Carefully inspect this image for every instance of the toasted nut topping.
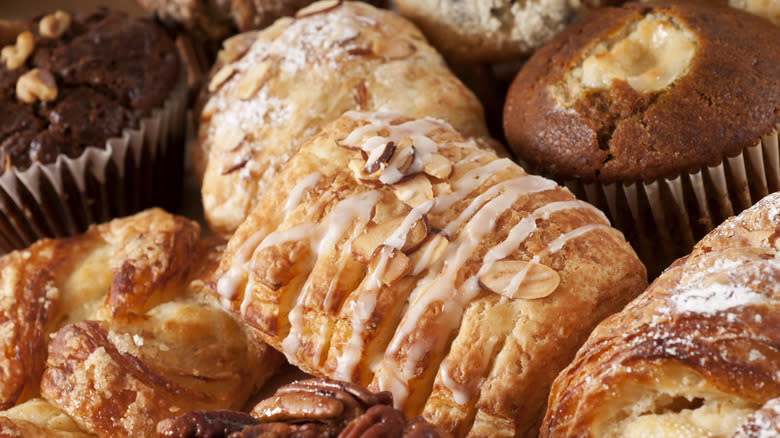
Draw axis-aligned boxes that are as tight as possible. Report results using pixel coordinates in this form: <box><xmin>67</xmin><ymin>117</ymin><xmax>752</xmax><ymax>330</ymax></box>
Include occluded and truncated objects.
<box><xmin>409</xmin><ymin>234</ymin><xmax>448</xmax><ymax>275</ymax></box>
<box><xmin>351</xmin><ymin>215</ymin><xmax>428</xmax><ymax>263</ymax></box>
<box><xmin>295</xmin><ymin>0</ymin><xmax>343</xmax><ymax>18</ymax></box>
<box><xmin>236</xmin><ymin>61</ymin><xmax>271</xmax><ymax>100</ymax></box>
<box><xmin>39</xmin><ymin>11</ymin><xmax>71</xmax><ymax>38</ymax></box>
<box><xmin>369</xmin><ymin>246</ymin><xmax>410</xmax><ymax>286</ymax></box>
<box><xmin>2</xmin><ymin>30</ymin><xmax>34</xmax><ymax>70</ymax></box>
<box><xmin>364</xmin><ymin>141</ymin><xmax>396</xmax><ymax>174</ymax></box>
<box><xmin>388</xmin><ymin>138</ymin><xmax>415</xmax><ymax>174</ymax></box>
<box><xmin>392</xmin><ymin>174</ymin><xmax>433</xmax><ymax>208</ymax></box>
<box><xmin>372</xmin><ymin>38</ymin><xmax>416</xmax><ymax>60</ymax></box>
<box><xmin>208</xmin><ymin>64</ymin><xmax>237</xmax><ymax>92</ymax></box>
<box><xmin>260</xmin><ymin>17</ymin><xmax>294</xmax><ymax>41</ymax></box>
<box><xmin>478</xmin><ymin>260</ymin><xmax>560</xmax><ymax>300</ymax></box>
<box><xmin>16</xmin><ymin>68</ymin><xmax>57</xmax><ymax>103</ymax></box>
<box><xmin>423</xmin><ymin>153</ymin><xmax>454</xmax><ymax>179</ymax></box>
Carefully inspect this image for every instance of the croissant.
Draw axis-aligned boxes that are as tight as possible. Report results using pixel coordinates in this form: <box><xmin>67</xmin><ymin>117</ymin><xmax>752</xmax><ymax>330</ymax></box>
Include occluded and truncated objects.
<box><xmin>0</xmin><ymin>209</ymin><xmax>284</xmax><ymax>437</ymax></box>
<box><xmin>541</xmin><ymin>192</ymin><xmax>780</xmax><ymax>437</ymax></box>
<box><xmin>194</xmin><ymin>0</ymin><xmax>493</xmax><ymax>235</ymax></box>
<box><xmin>215</xmin><ymin>111</ymin><xmax>647</xmax><ymax>437</ymax></box>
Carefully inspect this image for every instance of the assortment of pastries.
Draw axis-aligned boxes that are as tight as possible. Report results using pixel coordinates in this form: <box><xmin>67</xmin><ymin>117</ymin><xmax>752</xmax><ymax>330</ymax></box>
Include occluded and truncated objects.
<box><xmin>0</xmin><ymin>0</ymin><xmax>777</xmax><ymax>437</ymax></box>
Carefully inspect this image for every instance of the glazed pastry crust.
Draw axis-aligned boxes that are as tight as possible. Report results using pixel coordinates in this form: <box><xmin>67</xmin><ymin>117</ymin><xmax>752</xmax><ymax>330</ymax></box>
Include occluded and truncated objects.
<box><xmin>216</xmin><ymin>111</ymin><xmax>646</xmax><ymax>437</ymax></box>
<box><xmin>0</xmin><ymin>209</ymin><xmax>282</xmax><ymax>437</ymax></box>
<box><xmin>541</xmin><ymin>193</ymin><xmax>780</xmax><ymax>438</ymax></box>
<box><xmin>195</xmin><ymin>1</ymin><xmax>490</xmax><ymax>235</ymax></box>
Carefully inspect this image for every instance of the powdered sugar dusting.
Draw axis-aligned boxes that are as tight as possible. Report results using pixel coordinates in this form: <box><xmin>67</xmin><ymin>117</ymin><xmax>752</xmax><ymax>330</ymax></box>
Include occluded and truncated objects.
<box><xmin>670</xmin><ymin>253</ymin><xmax>778</xmax><ymax>316</ymax></box>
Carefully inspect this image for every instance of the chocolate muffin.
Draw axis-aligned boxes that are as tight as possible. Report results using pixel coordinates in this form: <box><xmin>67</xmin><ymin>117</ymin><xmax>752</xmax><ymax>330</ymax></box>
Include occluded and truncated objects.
<box><xmin>0</xmin><ymin>8</ymin><xmax>187</xmax><ymax>253</ymax></box>
<box><xmin>504</xmin><ymin>1</ymin><xmax>779</xmax><ymax>276</ymax></box>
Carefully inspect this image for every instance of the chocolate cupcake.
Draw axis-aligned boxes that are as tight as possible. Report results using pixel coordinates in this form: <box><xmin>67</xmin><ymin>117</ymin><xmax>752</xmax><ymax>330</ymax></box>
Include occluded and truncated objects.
<box><xmin>503</xmin><ymin>1</ymin><xmax>779</xmax><ymax>275</ymax></box>
<box><xmin>0</xmin><ymin>8</ymin><xmax>187</xmax><ymax>254</ymax></box>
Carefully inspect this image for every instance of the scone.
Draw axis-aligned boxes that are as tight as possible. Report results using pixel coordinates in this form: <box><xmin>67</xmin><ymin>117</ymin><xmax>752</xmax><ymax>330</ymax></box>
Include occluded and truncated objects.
<box><xmin>194</xmin><ymin>0</ymin><xmax>492</xmax><ymax>236</ymax></box>
<box><xmin>541</xmin><ymin>192</ymin><xmax>780</xmax><ymax>438</ymax></box>
<box><xmin>215</xmin><ymin>111</ymin><xmax>647</xmax><ymax>437</ymax></box>
<box><xmin>0</xmin><ymin>209</ymin><xmax>283</xmax><ymax>437</ymax></box>
<box><xmin>395</xmin><ymin>0</ymin><xmax>620</xmax><ymax>63</ymax></box>
<box><xmin>0</xmin><ymin>8</ymin><xmax>188</xmax><ymax>254</ymax></box>
<box><xmin>503</xmin><ymin>1</ymin><xmax>780</xmax><ymax>275</ymax></box>
<box><xmin>157</xmin><ymin>378</ymin><xmax>452</xmax><ymax>437</ymax></box>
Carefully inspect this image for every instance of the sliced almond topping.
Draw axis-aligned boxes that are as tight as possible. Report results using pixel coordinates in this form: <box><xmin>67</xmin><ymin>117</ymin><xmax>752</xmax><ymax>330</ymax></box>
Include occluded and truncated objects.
<box><xmin>351</xmin><ymin>215</ymin><xmax>428</xmax><ymax>263</ymax></box>
<box><xmin>259</xmin><ymin>17</ymin><xmax>293</xmax><ymax>41</ymax></box>
<box><xmin>389</xmin><ymin>137</ymin><xmax>415</xmax><ymax>174</ymax></box>
<box><xmin>423</xmin><ymin>153</ymin><xmax>454</xmax><ymax>180</ymax></box>
<box><xmin>236</xmin><ymin>61</ymin><xmax>271</xmax><ymax>100</ymax></box>
<box><xmin>478</xmin><ymin>260</ymin><xmax>560</xmax><ymax>300</ymax></box>
<box><xmin>295</xmin><ymin>0</ymin><xmax>343</xmax><ymax>18</ymax></box>
<box><xmin>392</xmin><ymin>174</ymin><xmax>433</xmax><ymax>208</ymax></box>
<box><xmin>220</xmin><ymin>31</ymin><xmax>259</xmax><ymax>63</ymax></box>
<box><xmin>208</xmin><ymin>64</ymin><xmax>237</xmax><ymax>92</ymax></box>
<box><xmin>433</xmin><ymin>182</ymin><xmax>453</xmax><ymax>197</ymax></box>
<box><xmin>369</xmin><ymin>246</ymin><xmax>410</xmax><ymax>286</ymax></box>
<box><xmin>39</xmin><ymin>11</ymin><xmax>71</xmax><ymax>38</ymax></box>
<box><xmin>216</xmin><ymin>128</ymin><xmax>246</xmax><ymax>152</ymax></box>
<box><xmin>2</xmin><ymin>30</ymin><xmax>34</xmax><ymax>70</ymax></box>
<box><xmin>364</xmin><ymin>141</ymin><xmax>396</xmax><ymax>175</ymax></box>
<box><xmin>409</xmin><ymin>233</ymin><xmax>449</xmax><ymax>275</ymax></box>
<box><xmin>372</xmin><ymin>38</ymin><xmax>416</xmax><ymax>60</ymax></box>
<box><xmin>353</xmin><ymin>80</ymin><xmax>368</xmax><ymax>110</ymax></box>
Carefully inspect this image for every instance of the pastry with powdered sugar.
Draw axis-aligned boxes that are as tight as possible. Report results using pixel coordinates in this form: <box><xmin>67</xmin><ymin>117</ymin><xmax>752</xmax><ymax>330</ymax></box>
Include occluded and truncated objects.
<box><xmin>541</xmin><ymin>192</ymin><xmax>780</xmax><ymax>438</ymax></box>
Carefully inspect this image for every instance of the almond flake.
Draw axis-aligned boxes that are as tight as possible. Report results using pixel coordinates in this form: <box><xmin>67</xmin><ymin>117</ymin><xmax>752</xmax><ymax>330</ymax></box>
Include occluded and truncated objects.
<box><xmin>295</xmin><ymin>0</ymin><xmax>343</xmax><ymax>18</ymax></box>
<box><xmin>409</xmin><ymin>234</ymin><xmax>448</xmax><ymax>275</ymax></box>
<box><xmin>236</xmin><ymin>61</ymin><xmax>271</xmax><ymax>100</ymax></box>
<box><xmin>392</xmin><ymin>174</ymin><xmax>433</xmax><ymax>208</ymax></box>
<box><xmin>372</xmin><ymin>38</ymin><xmax>416</xmax><ymax>60</ymax></box>
<box><xmin>351</xmin><ymin>215</ymin><xmax>427</xmax><ymax>263</ymax></box>
<box><xmin>423</xmin><ymin>153</ymin><xmax>454</xmax><ymax>179</ymax></box>
<box><xmin>208</xmin><ymin>64</ymin><xmax>237</xmax><ymax>92</ymax></box>
<box><xmin>478</xmin><ymin>260</ymin><xmax>560</xmax><ymax>300</ymax></box>
<box><xmin>369</xmin><ymin>246</ymin><xmax>410</xmax><ymax>286</ymax></box>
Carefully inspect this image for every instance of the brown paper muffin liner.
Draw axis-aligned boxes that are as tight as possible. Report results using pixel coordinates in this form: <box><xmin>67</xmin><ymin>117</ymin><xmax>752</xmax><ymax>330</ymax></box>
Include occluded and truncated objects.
<box><xmin>565</xmin><ymin>128</ymin><xmax>779</xmax><ymax>278</ymax></box>
<box><xmin>0</xmin><ymin>70</ymin><xmax>188</xmax><ymax>254</ymax></box>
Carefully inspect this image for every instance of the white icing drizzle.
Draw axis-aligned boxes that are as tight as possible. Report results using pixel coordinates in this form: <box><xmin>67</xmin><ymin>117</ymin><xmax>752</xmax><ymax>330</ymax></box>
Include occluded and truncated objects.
<box><xmin>340</xmin><ymin>112</ymin><xmax>454</xmax><ymax>184</ymax></box>
<box><xmin>375</xmin><ymin>178</ymin><xmax>538</xmax><ymax>407</ymax></box>
<box><xmin>217</xmin><ymin>229</ymin><xmax>268</xmax><ymax>300</ymax></box>
<box><xmin>283</xmin><ymin>171</ymin><xmax>322</xmax><ymax>216</ymax></box>
<box><xmin>281</xmin><ymin>190</ymin><xmax>381</xmax><ymax>360</ymax></box>
<box><xmin>504</xmin><ymin>224</ymin><xmax>612</xmax><ymax>296</ymax></box>
<box><xmin>335</xmin><ymin>199</ymin><xmax>436</xmax><ymax>380</ymax></box>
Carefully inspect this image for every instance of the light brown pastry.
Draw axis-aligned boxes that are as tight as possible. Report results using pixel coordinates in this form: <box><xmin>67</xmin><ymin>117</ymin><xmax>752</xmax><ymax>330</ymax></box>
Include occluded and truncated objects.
<box><xmin>541</xmin><ymin>192</ymin><xmax>780</xmax><ymax>438</ymax></box>
<box><xmin>214</xmin><ymin>111</ymin><xmax>647</xmax><ymax>437</ymax></box>
<box><xmin>0</xmin><ymin>209</ymin><xmax>283</xmax><ymax>437</ymax></box>
<box><xmin>194</xmin><ymin>0</ymin><xmax>492</xmax><ymax>236</ymax></box>
<box><xmin>0</xmin><ymin>399</ymin><xmax>91</xmax><ymax>438</ymax></box>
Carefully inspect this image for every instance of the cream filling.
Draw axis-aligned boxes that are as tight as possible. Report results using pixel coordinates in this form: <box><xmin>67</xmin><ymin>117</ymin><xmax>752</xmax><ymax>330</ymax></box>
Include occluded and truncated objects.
<box><xmin>552</xmin><ymin>13</ymin><xmax>697</xmax><ymax>106</ymax></box>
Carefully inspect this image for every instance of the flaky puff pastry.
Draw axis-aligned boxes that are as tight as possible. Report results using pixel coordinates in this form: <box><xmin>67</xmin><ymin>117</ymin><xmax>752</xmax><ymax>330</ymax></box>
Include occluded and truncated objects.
<box><xmin>194</xmin><ymin>0</ymin><xmax>493</xmax><ymax>236</ymax></box>
<box><xmin>0</xmin><ymin>209</ymin><xmax>283</xmax><ymax>437</ymax></box>
<box><xmin>215</xmin><ymin>111</ymin><xmax>647</xmax><ymax>437</ymax></box>
<box><xmin>541</xmin><ymin>192</ymin><xmax>780</xmax><ymax>438</ymax></box>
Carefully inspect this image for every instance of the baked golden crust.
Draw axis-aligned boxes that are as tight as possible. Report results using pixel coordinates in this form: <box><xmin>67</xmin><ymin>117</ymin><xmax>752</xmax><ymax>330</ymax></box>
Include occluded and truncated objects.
<box><xmin>0</xmin><ymin>399</ymin><xmax>91</xmax><ymax>438</ymax></box>
<box><xmin>195</xmin><ymin>0</ymin><xmax>491</xmax><ymax>235</ymax></box>
<box><xmin>503</xmin><ymin>1</ymin><xmax>780</xmax><ymax>183</ymax></box>
<box><xmin>541</xmin><ymin>193</ymin><xmax>780</xmax><ymax>438</ymax></box>
<box><xmin>216</xmin><ymin>111</ymin><xmax>647</xmax><ymax>437</ymax></box>
<box><xmin>0</xmin><ymin>209</ymin><xmax>283</xmax><ymax>437</ymax></box>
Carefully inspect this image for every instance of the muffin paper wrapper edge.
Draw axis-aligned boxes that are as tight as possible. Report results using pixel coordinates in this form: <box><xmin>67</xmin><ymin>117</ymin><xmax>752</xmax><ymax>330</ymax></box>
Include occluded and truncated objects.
<box><xmin>565</xmin><ymin>127</ymin><xmax>779</xmax><ymax>276</ymax></box>
<box><xmin>0</xmin><ymin>69</ymin><xmax>188</xmax><ymax>254</ymax></box>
